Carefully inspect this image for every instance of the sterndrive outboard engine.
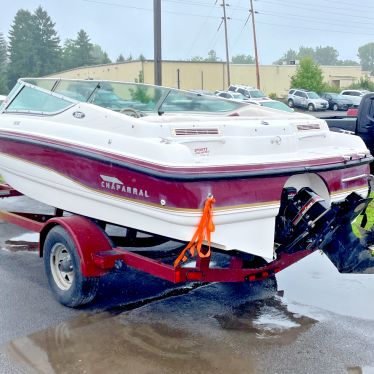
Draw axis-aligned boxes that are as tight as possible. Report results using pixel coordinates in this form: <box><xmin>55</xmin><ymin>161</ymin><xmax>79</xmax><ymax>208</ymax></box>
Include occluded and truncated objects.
<box><xmin>275</xmin><ymin>186</ymin><xmax>374</xmax><ymax>274</ymax></box>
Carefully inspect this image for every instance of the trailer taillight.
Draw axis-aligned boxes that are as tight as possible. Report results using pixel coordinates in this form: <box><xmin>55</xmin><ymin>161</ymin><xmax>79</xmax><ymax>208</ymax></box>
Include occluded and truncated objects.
<box><xmin>186</xmin><ymin>270</ymin><xmax>204</xmax><ymax>281</ymax></box>
<box><xmin>246</xmin><ymin>268</ymin><xmax>280</xmax><ymax>281</ymax></box>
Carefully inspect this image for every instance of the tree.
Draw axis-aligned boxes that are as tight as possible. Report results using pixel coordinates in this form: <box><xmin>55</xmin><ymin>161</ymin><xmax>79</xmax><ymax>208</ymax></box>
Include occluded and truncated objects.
<box><xmin>358</xmin><ymin>42</ymin><xmax>374</xmax><ymax>74</ymax></box>
<box><xmin>116</xmin><ymin>54</ymin><xmax>125</xmax><ymax>62</ymax></box>
<box><xmin>101</xmin><ymin>52</ymin><xmax>111</xmax><ymax>64</ymax></box>
<box><xmin>61</xmin><ymin>38</ymin><xmax>76</xmax><ymax>70</ymax></box>
<box><xmin>189</xmin><ymin>55</ymin><xmax>204</xmax><ymax>61</ymax></box>
<box><xmin>0</xmin><ymin>75</ymin><xmax>8</xmax><ymax>95</ymax></box>
<box><xmin>32</xmin><ymin>6</ymin><xmax>61</xmax><ymax>75</ymax></box>
<box><xmin>298</xmin><ymin>46</ymin><xmax>315</xmax><ymax>60</ymax></box>
<box><xmin>91</xmin><ymin>44</ymin><xmax>105</xmax><ymax>64</ymax></box>
<box><xmin>7</xmin><ymin>9</ymin><xmax>37</xmax><ymax>87</ymax></box>
<box><xmin>138</xmin><ymin>53</ymin><xmax>146</xmax><ymax>61</ymax></box>
<box><xmin>126</xmin><ymin>54</ymin><xmax>133</xmax><ymax>61</ymax></box>
<box><xmin>7</xmin><ymin>7</ymin><xmax>61</xmax><ymax>86</ymax></box>
<box><xmin>337</xmin><ymin>59</ymin><xmax>360</xmax><ymax>66</ymax></box>
<box><xmin>289</xmin><ymin>57</ymin><xmax>325</xmax><ymax>93</ymax></box>
<box><xmin>90</xmin><ymin>45</ymin><xmax>111</xmax><ymax>65</ymax></box>
<box><xmin>231</xmin><ymin>54</ymin><xmax>255</xmax><ymax>64</ymax></box>
<box><xmin>273</xmin><ymin>48</ymin><xmax>298</xmax><ymax>64</ymax></box>
<box><xmin>314</xmin><ymin>46</ymin><xmax>339</xmax><ymax>65</ymax></box>
<box><xmin>347</xmin><ymin>75</ymin><xmax>374</xmax><ymax>92</ymax></box>
<box><xmin>0</xmin><ymin>29</ymin><xmax>7</xmax><ymax>74</ymax></box>
<box><xmin>72</xmin><ymin>29</ymin><xmax>94</xmax><ymax>68</ymax></box>
<box><xmin>205</xmin><ymin>50</ymin><xmax>221</xmax><ymax>62</ymax></box>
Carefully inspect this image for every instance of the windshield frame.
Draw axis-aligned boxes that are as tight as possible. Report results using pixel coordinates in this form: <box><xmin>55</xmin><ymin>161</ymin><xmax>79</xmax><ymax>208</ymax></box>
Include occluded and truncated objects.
<box><xmin>14</xmin><ymin>78</ymin><xmax>246</xmax><ymax>115</ymax></box>
<box><xmin>1</xmin><ymin>80</ymin><xmax>79</xmax><ymax>115</ymax></box>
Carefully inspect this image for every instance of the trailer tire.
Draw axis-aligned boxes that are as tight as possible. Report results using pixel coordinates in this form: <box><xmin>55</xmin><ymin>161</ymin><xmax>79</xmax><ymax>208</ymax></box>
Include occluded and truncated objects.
<box><xmin>43</xmin><ymin>225</ymin><xmax>99</xmax><ymax>307</ymax></box>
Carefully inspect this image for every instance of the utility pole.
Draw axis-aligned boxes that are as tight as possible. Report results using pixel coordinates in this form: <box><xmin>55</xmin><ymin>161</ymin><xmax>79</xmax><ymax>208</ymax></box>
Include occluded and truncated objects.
<box><xmin>250</xmin><ymin>0</ymin><xmax>260</xmax><ymax>89</ymax></box>
<box><xmin>221</xmin><ymin>0</ymin><xmax>231</xmax><ymax>88</ymax></box>
<box><xmin>154</xmin><ymin>0</ymin><xmax>162</xmax><ymax>86</ymax></box>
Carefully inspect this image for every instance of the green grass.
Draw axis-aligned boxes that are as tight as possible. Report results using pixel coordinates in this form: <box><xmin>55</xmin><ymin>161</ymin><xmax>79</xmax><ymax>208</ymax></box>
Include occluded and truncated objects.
<box><xmin>0</xmin><ymin>174</ymin><xmax>4</xmax><ymax>183</ymax></box>
<box><xmin>352</xmin><ymin>193</ymin><xmax>374</xmax><ymax>237</ymax></box>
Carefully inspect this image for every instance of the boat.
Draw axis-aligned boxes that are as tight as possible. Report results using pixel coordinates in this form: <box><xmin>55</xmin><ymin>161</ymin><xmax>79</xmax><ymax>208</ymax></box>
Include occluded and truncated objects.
<box><xmin>0</xmin><ymin>78</ymin><xmax>373</xmax><ymax>265</ymax></box>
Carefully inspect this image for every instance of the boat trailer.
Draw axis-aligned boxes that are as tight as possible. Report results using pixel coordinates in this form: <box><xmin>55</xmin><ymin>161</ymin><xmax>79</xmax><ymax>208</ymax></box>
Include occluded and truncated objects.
<box><xmin>0</xmin><ymin>183</ymin><xmax>373</xmax><ymax>307</ymax></box>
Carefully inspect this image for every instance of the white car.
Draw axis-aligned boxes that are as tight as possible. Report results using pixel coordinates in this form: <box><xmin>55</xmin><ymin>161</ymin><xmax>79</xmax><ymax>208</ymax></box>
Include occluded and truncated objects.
<box><xmin>340</xmin><ymin>89</ymin><xmax>371</xmax><ymax>107</ymax></box>
<box><xmin>248</xmin><ymin>98</ymin><xmax>295</xmax><ymax>113</ymax></box>
<box><xmin>215</xmin><ymin>91</ymin><xmax>251</xmax><ymax>103</ymax></box>
<box><xmin>228</xmin><ymin>85</ymin><xmax>269</xmax><ymax>100</ymax></box>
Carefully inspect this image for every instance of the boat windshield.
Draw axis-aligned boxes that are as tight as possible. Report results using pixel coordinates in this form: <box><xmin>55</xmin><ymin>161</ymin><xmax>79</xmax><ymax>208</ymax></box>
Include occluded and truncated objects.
<box><xmin>18</xmin><ymin>78</ymin><xmax>245</xmax><ymax>114</ymax></box>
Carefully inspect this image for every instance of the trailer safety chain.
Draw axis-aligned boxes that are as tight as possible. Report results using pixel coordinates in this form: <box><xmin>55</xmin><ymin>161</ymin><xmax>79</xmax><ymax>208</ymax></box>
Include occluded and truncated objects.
<box><xmin>174</xmin><ymin>197</ymin><xmax>216</xmax><ymax>267</ymax></box>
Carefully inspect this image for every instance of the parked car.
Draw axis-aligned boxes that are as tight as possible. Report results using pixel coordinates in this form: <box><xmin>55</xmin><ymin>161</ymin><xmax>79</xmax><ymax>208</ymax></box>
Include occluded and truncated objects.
<box><xmin>215</xmin><ymin>91</ymin><xmax>251</xmax><ymax>103</ymax></box>
<box><xmin>256</xmin><ymin>99</ymin><xmax>295</xmax><ymax>113</ymax></box>
<box><xmin>340</xmin><ymin>89</ymin><xmax>371</xmax><ymax>107</ymax></box>
<box><xmin>320</xmin><ymin>93</ymin><xmax>374</xmax><ymax>172</ymax></box>
<box><xmin>286</xmin><ymin>89</ymin><xmax>328</xmax><ymax>111</ymax></box>
<box><xmin>188</xmin><ymin>89</ymin><xmax>215</xmax><ymax>96</ymax></box>
<box><xmin>228</xmin><ymin>85</ymin><xmax>268</xmax><ymax>100</ymax></box>
<box><xmin>92</xmin><ymin>89</ymin><xmax>150</xmax><ymax>111</ymax></box>
<box><xmin>320</xmin><ymin>92</ymin><xmax>354</xmax><ymax>111</ymax></box>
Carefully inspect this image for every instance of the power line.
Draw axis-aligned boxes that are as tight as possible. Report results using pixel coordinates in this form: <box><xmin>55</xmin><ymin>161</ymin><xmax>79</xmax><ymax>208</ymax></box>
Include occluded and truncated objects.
<box><xmin>185</xmin><ymin>1</ymin><xmax>218</xmax><ymax>59</ymax></box>
<box><xmin>324</xmin><ymin>0</ymin><xmax>374</xmax><ymax>9</ymax></box>
<box><xmin>259</xmin><ymin>10</ymin><xmax>374</xmax><ymax>30</ymax></box>
<box><xmin>255</xmin><ymin>19</ymin><xmax>374</xmax><ymax>36</ymax></box>
<box><xmin>258</xmin><ymin>8</ymin><xmax>374</xmax><ymax>28</ymax></box>
<box><xmin>82</xmin><ymin>0</ymin><xmax>224</xmax><ymax>19</ymax></box>
<box><xmin>260</xmin><ymin>0</ymin><xmax>372</xmax><ymax>14</ymax></box>
<box><xmin>160</xmin><ymin>0</ymin><xmax>374</xmax><ymax>27</ymax></box>
<box><xmin>259</xmin><ymin>0</ymin><xmax>374</xmax><ymax>20</ymax></box>
<box><xmin>82</xmin><ymin>0</ymin><xmax>374</xmax><ymax>36</ymax></box>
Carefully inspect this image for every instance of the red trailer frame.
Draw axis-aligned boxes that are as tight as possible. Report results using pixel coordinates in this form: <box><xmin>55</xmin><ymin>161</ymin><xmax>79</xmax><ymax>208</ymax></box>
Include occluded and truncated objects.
<box><xmin>0</xmin><ymin>183</ymin><xmax>314</xmax><ymax>285</ymax></box>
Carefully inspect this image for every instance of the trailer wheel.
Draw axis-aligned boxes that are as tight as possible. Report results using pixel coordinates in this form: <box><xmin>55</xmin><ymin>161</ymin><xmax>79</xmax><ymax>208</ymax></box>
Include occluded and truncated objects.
<box><xmin>43</xmin><ymin>225</ymin><xmax>99</xmax><ymax>307</ymax></box>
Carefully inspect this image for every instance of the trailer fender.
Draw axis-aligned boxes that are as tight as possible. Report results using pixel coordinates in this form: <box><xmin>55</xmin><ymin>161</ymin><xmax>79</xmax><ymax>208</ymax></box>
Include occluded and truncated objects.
<box><xmin>39</xmin><ymin>216</ymin><xmax>113</xmax><ymax>277</ymax></box>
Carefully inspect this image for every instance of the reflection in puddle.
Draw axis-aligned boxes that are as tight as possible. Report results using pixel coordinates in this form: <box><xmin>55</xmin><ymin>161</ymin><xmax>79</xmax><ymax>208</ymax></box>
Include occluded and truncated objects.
<box><xmin>215</xmin><ymin>297</ymin><xmax>316</xmax><ymax>341</ymax></box>
<box><xmin>3</xmin><ymin>232</ymin><xmax>39</xmax><ymax>253</ymax></box>
<box><xmin>0</xmin><ymin>294</ymin><xmax>317</xmax><ymax>374</ymax></box>
<box><xmin>1</xmin><ymin>313</ymin><xmax>256</xmax><ymax>374</ymax></box>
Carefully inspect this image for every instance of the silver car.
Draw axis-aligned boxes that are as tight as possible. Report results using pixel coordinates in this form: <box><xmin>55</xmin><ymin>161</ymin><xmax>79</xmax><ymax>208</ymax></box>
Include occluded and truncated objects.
<box><xmin>286</xmin><ymin>89</ymin><xmax>328</xmax><ymax>111</ymax></box>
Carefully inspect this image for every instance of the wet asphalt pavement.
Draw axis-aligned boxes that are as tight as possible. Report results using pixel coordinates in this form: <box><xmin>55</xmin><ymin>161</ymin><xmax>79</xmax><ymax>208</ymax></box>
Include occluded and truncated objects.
<box><xmin>0</xmin><ymin>197</ymin><xmax>374</xmax><ymax>373</ymax></box>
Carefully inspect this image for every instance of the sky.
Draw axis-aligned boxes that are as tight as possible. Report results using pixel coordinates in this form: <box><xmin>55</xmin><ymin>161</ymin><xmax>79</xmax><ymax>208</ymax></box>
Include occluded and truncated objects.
<box><xmin>1</xmin><ymin>0</ymin><xmax>374</xmax><ymax>65</ymax></box>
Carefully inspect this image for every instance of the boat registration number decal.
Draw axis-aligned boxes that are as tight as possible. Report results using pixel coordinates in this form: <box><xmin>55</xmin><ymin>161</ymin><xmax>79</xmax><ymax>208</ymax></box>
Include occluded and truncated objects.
<box><xmin>100</xmin><ymin>175</ymin><xmax>149</xmax><ymax>197</ymax></box>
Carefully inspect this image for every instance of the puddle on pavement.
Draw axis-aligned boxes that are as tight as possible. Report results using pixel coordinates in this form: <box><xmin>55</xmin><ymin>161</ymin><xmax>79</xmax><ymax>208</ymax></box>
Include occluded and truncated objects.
<box><xmin>2</xmin><ymin>232</ymin><xmax>39</xmax><ymax>253</ymax></box>
<box><xmin>0</xmin><ymin>295</ymin><xmax>316</xmax><ymax>374</ymax></box>
<box><xmin>276</xmin><ymin>251</ymin><xmax>374</xmax><ymax>321</ymax></box>
<box><xmin>215</xmin><ymin>297</ymin><xmax>316</xmax><ymax>342</ymax></box>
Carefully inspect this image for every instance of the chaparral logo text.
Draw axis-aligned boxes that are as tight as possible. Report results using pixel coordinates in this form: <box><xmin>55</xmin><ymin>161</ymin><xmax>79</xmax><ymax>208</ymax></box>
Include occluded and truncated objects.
<box><xmin>100</xmin><ymin>175</ymin><xmax>149</xmax><ymax>197</ymax></box>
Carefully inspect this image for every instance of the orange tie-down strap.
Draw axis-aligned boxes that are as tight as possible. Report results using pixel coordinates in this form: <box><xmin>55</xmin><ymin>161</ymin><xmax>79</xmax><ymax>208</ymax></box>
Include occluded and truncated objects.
<box><xmin>174</xmin><ymin>197</ymin><xmax>216</xmax><ymax>267</ymax></box>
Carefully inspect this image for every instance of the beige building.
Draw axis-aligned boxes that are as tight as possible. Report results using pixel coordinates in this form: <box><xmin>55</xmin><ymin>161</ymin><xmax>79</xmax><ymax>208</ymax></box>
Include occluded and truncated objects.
<box><xmin>46</xmin><ymin>60</ymin><xmax>371</xmax><ymax>96</ymax></box>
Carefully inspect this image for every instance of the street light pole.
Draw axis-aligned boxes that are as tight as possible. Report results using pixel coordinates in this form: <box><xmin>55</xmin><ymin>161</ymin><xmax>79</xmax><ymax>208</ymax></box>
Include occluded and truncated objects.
<box><xmin>221</xmin><ymin>0</ymin><xmax>231</xmax><ymax>88</ymax></box>
<box><xmin>250</xmin><ymin>0</ymin><xmax>260</xmax><ymax>89</ymax></box>
<box><xmin>154</xmin><ymin>0</ymin><xmax>162</xmax><ymax>86</ymax></box>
